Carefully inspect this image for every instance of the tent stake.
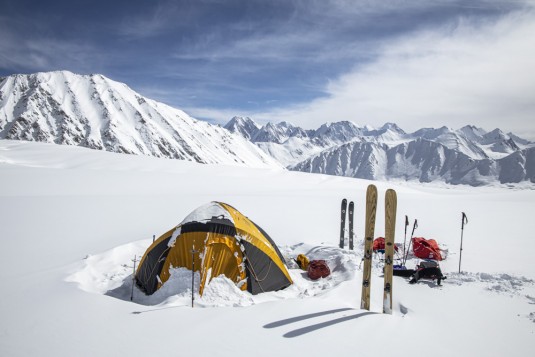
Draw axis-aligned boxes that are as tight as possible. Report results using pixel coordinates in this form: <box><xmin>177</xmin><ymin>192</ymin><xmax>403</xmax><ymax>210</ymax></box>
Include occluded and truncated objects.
<box><xmin>191</xmin><ymin>247</ymin><xmax>197</xmax><ymax>308</ymax></box>
<box><xmin>130</xmin><ymin>255</ymin><xmax>137</xmax><ymax>301</ymax></box>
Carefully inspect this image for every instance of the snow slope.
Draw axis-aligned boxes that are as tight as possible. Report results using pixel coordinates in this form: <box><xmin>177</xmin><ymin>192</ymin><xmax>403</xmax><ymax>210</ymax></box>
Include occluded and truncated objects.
<box><xmin>0</xmin><ymin>140</ymin><xmax>534</xmax><ymax>357</ymax></box>
<box><xmin>0</xmin><ymin>71</ymin><xmax>280</xmax><ymax>168</ymax></box>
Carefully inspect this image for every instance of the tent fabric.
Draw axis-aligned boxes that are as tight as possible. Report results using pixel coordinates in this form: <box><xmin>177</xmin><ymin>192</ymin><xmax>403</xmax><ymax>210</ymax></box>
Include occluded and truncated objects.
<box><xmin>412</xmin><ymin>237</ymin><xmax>443</xmax><ymax>261</ymax></box>
<box><xmin>135</xmin><ymin>202</ymin><xmax>293</xmax><ymax>296</ymax></box>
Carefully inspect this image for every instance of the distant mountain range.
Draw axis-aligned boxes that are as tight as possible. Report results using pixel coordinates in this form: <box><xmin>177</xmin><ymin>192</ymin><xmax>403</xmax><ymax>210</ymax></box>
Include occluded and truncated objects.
<box><xmin>1</xmin><ymin>71</ymin><xmax>533</xmax><ymax>186</ymax></box>
<box><xmin>225</xmin><ymin>117</ymin><xmax>535</xmax><ymax>186</ymax></box>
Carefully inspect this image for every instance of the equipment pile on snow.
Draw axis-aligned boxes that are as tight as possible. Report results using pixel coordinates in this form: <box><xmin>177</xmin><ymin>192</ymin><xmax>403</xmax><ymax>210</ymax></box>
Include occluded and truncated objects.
<box><xmin>412</xmin><ymin>237</ymin><xmax>443</xmax><ymax>260</ymax></box>
<box><xmin>373</xmin><ymin>237</ymin><xmax>399</xmax><ymax>253</ymax></box>
<box><xmin>409</xmin><ymin>260</ymin><xmax>446</xmax><ymax>285</ymax></box>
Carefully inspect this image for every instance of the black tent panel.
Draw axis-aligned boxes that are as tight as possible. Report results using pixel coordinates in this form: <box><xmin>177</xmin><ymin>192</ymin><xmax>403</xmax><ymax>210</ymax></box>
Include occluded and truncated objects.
<box><xmin>135</xmin><ymin>236</ymin><xmax>172</xmax><ymax>295</ymax></box>
<box><xmin>241</xmin><ymin>240</ymin><xmax>292</xmax><ymax>295</ymax></box>
<box><xmin>251</xmin><ymin>222</ymin><xmax>287</xmax><ymax>265</ymax></box>
<box><xmin>181</xmin><ymin>221</ymin><xmax>237</xmax><ymax>237</ymax></box>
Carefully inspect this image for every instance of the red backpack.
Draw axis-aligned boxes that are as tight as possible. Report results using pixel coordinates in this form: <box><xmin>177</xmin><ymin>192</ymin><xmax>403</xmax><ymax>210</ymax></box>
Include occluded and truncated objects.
<box><xmin>307</xmin><ymin>260</ymin><xmax>331</xmax><ymax>280</ymax></box>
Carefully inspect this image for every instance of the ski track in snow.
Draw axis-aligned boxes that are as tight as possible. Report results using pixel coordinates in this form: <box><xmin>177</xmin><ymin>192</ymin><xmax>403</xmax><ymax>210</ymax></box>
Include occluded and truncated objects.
<box><xmin>446</xmin><ymin>272</ymin><xmax>534</xmax><ymax>295</ymax></box>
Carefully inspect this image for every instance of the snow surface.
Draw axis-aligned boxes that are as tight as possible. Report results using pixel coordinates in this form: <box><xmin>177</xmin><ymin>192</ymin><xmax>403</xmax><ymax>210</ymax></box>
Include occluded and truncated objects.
<box><xmin>1</xmin><ymin>140</ymin><xmax>534</xmax><ymax>357</ymax></box>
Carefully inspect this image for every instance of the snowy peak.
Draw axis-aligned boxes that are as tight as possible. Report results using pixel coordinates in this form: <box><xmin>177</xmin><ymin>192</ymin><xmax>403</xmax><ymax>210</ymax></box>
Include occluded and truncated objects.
<box><xmin>412</xmin><ymin>126</ymin><xmax>452</xmax><ymax>140</ymax></box>
<box><xmin>482</xmin><ymin>128</ymin><xmax>509</xmax><ymax>143</ymax></box>
<box><xmin>0</xmin><ymin>71</ymin><xmax>281</xmax><ymax>168</ymax></box>
<box><xmin>312</xmin><ymin>121</ymin><xmax>363</xmax><ymax>142</ymax></box>
<box><xmin>251</xmin><ymin>121</ymin><xmax>308</xmax><ymax>144</ymax></box>
<box><xmin>508</xmin><ymin>132</ymin><xmax>533</xmax><ymax>146</ymax></box>
<box><xmin>223</xmin><ymin>116</ymin><xmax>260</xmax><ymax>141</ymax></box>
<box><xmin>252</xmin><ymin>122</ymin><xmax>286</xmax><ymax>143</ymax></box>
<box><xmin>459</xmin><ymin>125</ymin><xmax>487</xmax><ymax>141</ymax></box>
<box><xmin>409</xmin><ymin>127</ymin><xmax>488</xmax><ymax>160</ymax></box>
<box><xmin>480</xmin><ymin>128</ymin><xmax>520</xmax><ymax>155</ymax></box>
<box><xmin>380</xmin><ymin>122</ymin><xmax>405</xmax><ymax>134</ymax></box>
<box><xmin>363</xmin><ymin>122</ymin><xmax>406</xmax><ymax>143</ymax></box>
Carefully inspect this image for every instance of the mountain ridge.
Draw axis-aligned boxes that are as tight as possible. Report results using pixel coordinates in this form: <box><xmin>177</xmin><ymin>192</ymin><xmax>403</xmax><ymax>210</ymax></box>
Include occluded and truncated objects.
<box><xmin>1</xmin><ymin>71</ymin><xmax>534</xmax><ymax>186</ymax></box>
<box><xmin>0</xmin><ymin>71</ymin><xmax>281</xmax><ymax>168</ymax></box>
<box><xmin>225</xmin><ymin>116</ymin><xmax>535</xmax><ymax>186</ymax></box>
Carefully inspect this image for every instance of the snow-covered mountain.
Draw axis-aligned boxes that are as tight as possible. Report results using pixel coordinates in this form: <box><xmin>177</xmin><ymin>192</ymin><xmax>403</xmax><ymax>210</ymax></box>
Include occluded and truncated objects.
<box><xmin>411</xmin><ymin>126</ymin><xmax>489</xmax><ymax>160</ymax></box>
<box><xmin>0</xmin><ymin>71</ymin><xmax>281</xmax><ymax>168</ymax></box>
<box><xmin>290</xmin><ymin>136</ymin><xmax>535</xmax><ymax>186</ymax></box>
<box><xmin>1</xmin><ymin>71</ymin><xmax>532</xmax><ymax>186</ymax></box>
<box><xmin>226</xmin><ymin>119</ymin><xmax>368</xmax><ymax>166</ymax></box>
<box><xmin>223</xmin><ymin>116</ymin><xmax>260</xmax><ymax>141</ymax></box>
<box><xmin>364</xmin><ymin>122</ymin><xmax>405</xmax><ymax>143</ymax></box>
<box><xmin>251</xmin><ymin>121</ymin><xmax>311</xmax><ymax>143</ymax></box>
<box><xmin>313</xmin><ymin>121</ymin><xmax>364</xmax><ymax>143</ymax></box>
<box><xmin>225</xmin><ymin>117</ymin><xmax>534</xmax><ymax>186</ymax></box>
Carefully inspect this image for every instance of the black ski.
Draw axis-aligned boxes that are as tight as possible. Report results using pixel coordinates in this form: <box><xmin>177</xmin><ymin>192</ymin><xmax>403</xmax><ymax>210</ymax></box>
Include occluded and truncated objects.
<box><xmin>339</xmin><ymin>199</ymin><xmax>347</xmax><ymax>249</ymax></box>
<box><xmin>348</xmin><ymin>201</ymin><xmax>355</xmax><ymax>250</ymax></box>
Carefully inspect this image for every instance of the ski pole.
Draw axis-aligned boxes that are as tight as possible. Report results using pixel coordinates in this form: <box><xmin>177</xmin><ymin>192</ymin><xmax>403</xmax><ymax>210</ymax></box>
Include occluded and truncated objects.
<box><xmin>403</xmin><ymin>219</ymin><xmax>418</xmax><ymax>266</ymax></box>
<box><xmin>402</xmin><ymin>215</ymin><xmax>409</xmax><ymax>264</ymax></box>
<box><xmin>459</xmin><ymin>212</ymin><xmax>468</xmax><ymax>273</ymax></box>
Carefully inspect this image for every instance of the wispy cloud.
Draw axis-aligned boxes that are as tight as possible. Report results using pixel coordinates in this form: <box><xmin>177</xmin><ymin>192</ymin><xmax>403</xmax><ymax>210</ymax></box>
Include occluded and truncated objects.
<box><xmin>3</xmin><ymin>0</ymin><xmax>535</xmax><ymax>139</ymax></box>
<box><xmin>117</xmin><ymin>1</ymin><xmax>187</xmax><ymax>39</ymax></box>
<box><xmin>243</xmin><ymin>9</ymin><xmax>535</xmax><ymax>138</ymax></box>
<box><xmin>0</xmin><ymin>14</ymin><xmax>105</xmax><ymax>74</ymax></box>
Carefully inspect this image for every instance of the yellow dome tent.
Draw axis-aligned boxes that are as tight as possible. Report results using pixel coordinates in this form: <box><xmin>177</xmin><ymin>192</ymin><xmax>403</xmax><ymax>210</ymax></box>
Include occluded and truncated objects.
<box><xmin>135</xmin><ymin>202</ymin><xmax>293</xmax><ymax>296</ymax></box>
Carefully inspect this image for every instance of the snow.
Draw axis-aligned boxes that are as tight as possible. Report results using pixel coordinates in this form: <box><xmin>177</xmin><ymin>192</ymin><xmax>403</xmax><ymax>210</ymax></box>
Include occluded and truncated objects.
<box><xmin>180</xmin><ymin>201</ymin><xmax>234</xmax><ymax>225</ymax></box>
<box><xmin>1</xmin><ymin>139</ymin><xmax>534</xmax><ymax>356</ymax></box>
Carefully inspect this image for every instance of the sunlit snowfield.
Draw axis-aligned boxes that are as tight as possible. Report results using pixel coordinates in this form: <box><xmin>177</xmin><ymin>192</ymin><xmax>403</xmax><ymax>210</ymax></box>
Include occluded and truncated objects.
<box><xmin>1</xmin><ymin>140</ymin><xmax>534</xmax><ymax>357</ymax></box>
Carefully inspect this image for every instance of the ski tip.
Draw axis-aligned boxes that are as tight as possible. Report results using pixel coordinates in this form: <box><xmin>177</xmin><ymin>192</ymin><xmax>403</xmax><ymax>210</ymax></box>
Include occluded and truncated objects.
<box><xmin>386</xmin><ymin>188</ymin><xmax>397</xmax><ymax>198</ymax></box>
<box><xmin>367</xmin><ymin>184</ymin><xmax>377</xmax><ymax>192</ymax></box>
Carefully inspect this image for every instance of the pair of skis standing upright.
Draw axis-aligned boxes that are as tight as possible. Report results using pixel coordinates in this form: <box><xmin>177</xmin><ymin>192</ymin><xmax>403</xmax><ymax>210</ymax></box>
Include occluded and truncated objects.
<box><xmin>339</xmin><ymin>184</ymin><xmax>397</xmax><ymax>314</ymax></box>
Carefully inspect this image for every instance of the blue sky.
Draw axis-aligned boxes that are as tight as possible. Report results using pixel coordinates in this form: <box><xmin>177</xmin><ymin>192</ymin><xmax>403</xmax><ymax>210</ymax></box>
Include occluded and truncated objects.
<box><xmin>1</xmin><ymin>0</ymin><xmax>534</xmax><ymax>138</ymax></box>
